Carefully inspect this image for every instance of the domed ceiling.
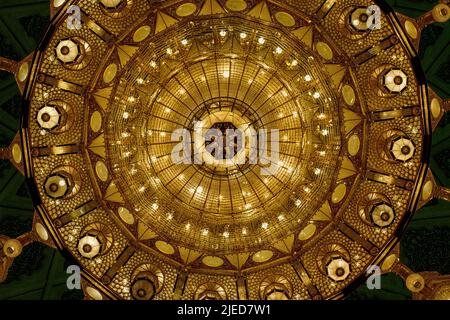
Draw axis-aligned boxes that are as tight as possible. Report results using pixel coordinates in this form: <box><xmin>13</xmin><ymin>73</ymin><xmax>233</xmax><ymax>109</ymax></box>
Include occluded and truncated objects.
<box><xmin>1</xmin><ymin>0</ymin><xmax>450</xmax><ymax>300</ymax></box>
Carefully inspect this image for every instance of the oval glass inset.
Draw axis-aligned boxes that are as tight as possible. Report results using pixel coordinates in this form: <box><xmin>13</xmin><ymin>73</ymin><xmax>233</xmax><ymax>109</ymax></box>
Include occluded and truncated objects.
<box><xmin>103</xmin><ymin>63</ymin><xmax>118</xmax><ymax>84</ymax></box>
<box><xmin>431</xmin><ymin>98</ymin><xmax>441</xmax><ymax>119</ymax></box>
<box><xmin>275</xmin><ymin>12</ymin><xmax>296</xmax><ymax>27</ymax></box>
<box><xmin>252</xmin><ymin>250</ymin><xmax>273</xmax><ymax>263</ymax></box>
<box><xmin>176</xmin><ymin>3</ymin><xmax>197</xmax><ymax>17</ymax></box>
<box><xmin>95</xmin><ymin>161</ymin><xmax>109</xmax><ymax>182</ymax></box>
<box><xmin>298</xmin><ymin>224</ymin><xmax>316</xmax><ymax>241</ymax></box>
<box><xmin>381</xmin><ymin>254</ymin><xmax>398</xmax><ymax>272</ymax></box>
<box><xmin>18</xmin><ymin>63</ymin><xmax>29</xmax><ymax>82</ymax></box>
<box><xmin>421</xmin><ymin>180</ymin><xmax>433</xmax><ymax>200</ymax></box>
<box><xmin>118</xmin><ymin>207</ymin><xmax>135</xmax><ymax>225</ymax></box>
<box><xmin>155</xmin><ymin>240</ymin><xmax>175</xmax><ymax>255</ymax></box>
<box><xmin>315</xmin><ymin>42</ymin><xmax>333</xmax><ymax>60</ymax></box>
<box><xmin>86</xmin><ymin>287</ymin><xmax>103</xmax><ymax>300</ymax></box>
<box><xmin>36</xmin><ymin>223</ymin><xmax>49</xmax><ymax>241</ymax></box>
<box><xmin>404</xmin><ymin>21</ymin><xmax>418</xmax><ymax>39</ymax></box>
<box><xmin>202</xmin><ymin>256</ymin><xmax>224</xmax><ymax>267</ymax></box>
<box><xmin>12</xmin><ymin>144</ymin><xmax>22</xmax><ymax>164</ymax></box>
<box><xmin>225</xmin><ymin>0</ymin><xmax>247</xmax><ymax>12</ymax></box>
<box><xmin>342</xmin><ymin>85</ymin><xmax>356</xmax><ymax>106</ymax></box>
<box><xmin>90</xmin><ymin>111</ymin><xmax>102</xmax><ymax>133</ymax></box>
<box><xmin>133</xmin><ymin>26</ymin><xmax>151</xmax><ymax>42</ymax></box>
<box><xmin>53</xmin><ymin>0</ymin><xmax>66</xmax><ymax>8</ymax></box>
<box><xmin>347</xmin><ymin>135</ymin><xmax>361</xmax><ymax>156</ymax></box>
<box><xmin>332</xmin><ymin>184</ymin><xmax>347</xmax><ymax>203</ymax></box>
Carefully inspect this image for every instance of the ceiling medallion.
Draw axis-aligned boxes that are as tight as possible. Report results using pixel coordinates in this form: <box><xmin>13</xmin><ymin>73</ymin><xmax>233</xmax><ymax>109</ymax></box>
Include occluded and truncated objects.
<box><xmin>1</xmin><ymin>0</ymin><xmax>450</xmax><ymax>300</ymax></box>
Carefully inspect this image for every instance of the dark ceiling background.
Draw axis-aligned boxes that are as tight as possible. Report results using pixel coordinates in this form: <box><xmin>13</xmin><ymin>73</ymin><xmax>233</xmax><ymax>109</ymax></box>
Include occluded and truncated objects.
<box><xmin>0</xmin><ymin>0</ymin><xmax>448</xmax><ymax>300</ymax></box>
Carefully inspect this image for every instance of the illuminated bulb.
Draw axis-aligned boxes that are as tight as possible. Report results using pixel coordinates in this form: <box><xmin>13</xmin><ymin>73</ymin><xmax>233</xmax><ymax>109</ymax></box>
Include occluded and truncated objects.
<box><xmin>314</xmin><ymin>168</ymin><xmax>321</xmax><ymax>175</ymax></box>
<box><xmin>275</xmin><ymin>47</ymin><xmax>283</xmax><ymax>54</ymax></box>
<box><xmin>123</xmin><ymin>112</ymin><xmax>129</xmax><ymax>119</ymax></box>
<box><xmin>258</xmin><ymin>37</ymin><xmax>265</xmax><ymax>45</ymax></box>
<box><xmin>261</xmin><ymin>222</ymin><xmax>269</xmax><ymax>229</ymax></box>
<box><xmin>244</xmin><ymin>203</ymin><xmax>252</xmax><ymax>210</ymax></box>
<box><xmin>166</xmin><ymin>48</ymin><xmax>173</xmax><ymax>55</ymax></box>
<box><xmin>160</xmin><ymin>132</ymin><xmax>166</xmax><ymax>137</ymax></box>
<box><xmin>202</xmin><ymin>229</ymin><xmax>209</xmax><ymax>236</ymax></box>
<box><xmin>304</xmin><ymin>75</ymin><xmax>312</xmax><ymax>82</ymax></box>
<box><xmin>139</xmin><ymin>186</ymin><xmax>145</xmax><ymax>192</ymax></box>
<box><xmin>181</xmin><ymin>39</ymin><xmax>188</xmax><ymax>46</ymax></box>
<box><xmin>223</xmin><ymin>70</ymin><xmax>230</xmax><ymax>78</ymax></box>
<box><xmin>319</xmin><ymin>150</ymin><xmax>326</xmax><ymax>156</ymax></box>
<box><xmin>313</xmin><ymin>92</ymin><xmax>321</xmax><ymax>99</ymax></box>
<box><xmin>321</xmin><ymin>129</ymin><xmax>329</xmax><ymax>136</ymax></box>
<box><xmin>281</xmin><ymin>90</ymin><xmax>288</xmax><ymax>97</ymax></box>
<box><xmin>293</xmin><ymin>111</ymin><xmax>298</xmax><ymax>118</ymax></box>
<box><xmin>219</xmin><ymin>30</ymin><xmax>227</xmax><ymax>37</ymax></box>
<box><xmin>197</xmin><ymin>186</ymin><xmax>204</xmax><ymax>193</ymax></box>
<box><xmin>137</xmin><ymin>78</ymin><xmax>144</xmax><ymax>84</ymax></box>
<box><xmin>152</xmin><ymin>203</ymin><xmax>159</xmax><ymax>210</ymax></box>
<box><xmin>240</xmin><ymin>32</ymin><xmax>247</xmax><ymax>39</ymax></box>
<box><xmin>167</xmin><ymin>213</ymin><xmax>173</xmax><ymax>220</ymax></box>
<box><xmin>185</xmin><ymin>223</ymin><xmax>191</xmax><ymax>230</ymax></box>
<box><xmin>295</xmin><ymin>199</ymin><xmax>301</xmax><ymax>207</ymax></box>
<box><xmin>318</xmin><ymin>113</ymin><xmax>326</xmax><ymax>119</ymax></box>
<box><xmin>278</xmin><ymin>214</ymin><xmax>285</xmax><ymax>221</ymax></box>
<box><xmin>242</xmin><ymin>228</ymin><xmax>248</xmax><ymax>235</ymax></box>
<box><xmin>291</xmin><ymin>59</ymin><xmax>298</xmax><ymax>66</ymax></box>
<box><xmin>223</xmin><ymin>231</ymin><xmax>229</xmax><ymax>238</ymax></box>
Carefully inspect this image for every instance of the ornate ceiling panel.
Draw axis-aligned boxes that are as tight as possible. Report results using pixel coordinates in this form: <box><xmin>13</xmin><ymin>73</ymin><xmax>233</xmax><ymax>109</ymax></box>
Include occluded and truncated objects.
<box><xmin>1</xmin><ymin>0</ymin><xmax>450</xmax><ymax>300</ymax></box>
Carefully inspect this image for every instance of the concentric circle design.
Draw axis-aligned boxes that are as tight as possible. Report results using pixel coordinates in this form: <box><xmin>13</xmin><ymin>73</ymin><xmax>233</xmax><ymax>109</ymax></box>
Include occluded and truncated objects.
<box><xmin>103</xmin><ymin>16</ymin><xmax>344</xmax><ymax>253</ymax></box>
<box><xmin>21</xmin><ymin>0</ymin><xmax>430</xmax><ymax>300</ymax></box>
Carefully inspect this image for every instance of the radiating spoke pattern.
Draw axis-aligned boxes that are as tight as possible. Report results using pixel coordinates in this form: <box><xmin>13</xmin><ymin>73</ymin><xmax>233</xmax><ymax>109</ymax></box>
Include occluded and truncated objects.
<box><xmin>106</xmin><ymin>18</ymin><xmax>341</xmax><ymax>252</ymax></box>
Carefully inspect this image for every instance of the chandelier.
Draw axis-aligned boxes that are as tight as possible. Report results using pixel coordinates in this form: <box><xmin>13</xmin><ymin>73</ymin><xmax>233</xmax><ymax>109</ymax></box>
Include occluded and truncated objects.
<box><xmin>1</xmin><ymin>0</ymin><xmax>450</xmax><ymax>300</ymax></box>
